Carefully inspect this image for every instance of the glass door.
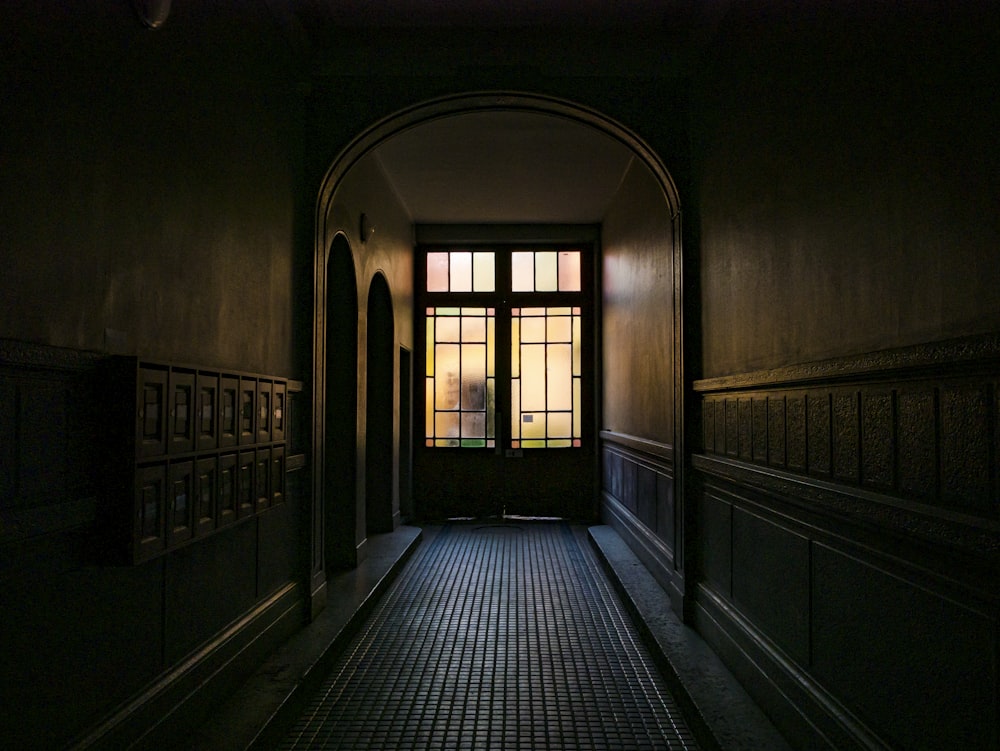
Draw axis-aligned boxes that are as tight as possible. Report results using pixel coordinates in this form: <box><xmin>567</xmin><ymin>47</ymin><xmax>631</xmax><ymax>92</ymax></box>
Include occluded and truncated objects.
<box><xmin>414</xmin><ymin>245</ymin><xmax>595</xmax><ymax>520</ymax></box>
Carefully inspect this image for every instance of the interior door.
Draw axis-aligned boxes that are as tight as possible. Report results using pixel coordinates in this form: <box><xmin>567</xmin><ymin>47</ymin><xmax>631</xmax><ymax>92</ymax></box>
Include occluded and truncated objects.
<box><xmin>414</xmin><ymin>244</ymin><xmax>596</xmax><ymax>521</ymax></box>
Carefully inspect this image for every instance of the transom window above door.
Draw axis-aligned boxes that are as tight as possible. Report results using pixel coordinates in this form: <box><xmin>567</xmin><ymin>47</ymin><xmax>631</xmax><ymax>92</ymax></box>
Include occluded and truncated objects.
<box><xmin>419</xmin><ymin>246</ymin><xmax>588</xmax><ymax>450</ymax></box>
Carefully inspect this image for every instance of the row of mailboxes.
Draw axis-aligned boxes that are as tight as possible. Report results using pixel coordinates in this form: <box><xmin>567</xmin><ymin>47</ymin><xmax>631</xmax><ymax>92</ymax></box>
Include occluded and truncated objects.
<box><xmin>133</xmin><ymin>448</ymin><xmax>285</xmax><ymax>562</ymax></box>
<box><xmin>103</xmin><ymin>357</ymin><xmax>293</xmax><ymax>564</ymax></box>
<box><xmin>136</xmin><ymin>364</ymin><xmax>286</xmax><ymax>459</ymax></box>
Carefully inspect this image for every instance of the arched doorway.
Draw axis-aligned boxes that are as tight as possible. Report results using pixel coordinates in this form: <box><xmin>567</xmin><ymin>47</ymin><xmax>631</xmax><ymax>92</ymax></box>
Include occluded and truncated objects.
<box><xmin>365</xmin><ymin>273</ymin><xmax>396</xmax><ymax>534</ymax></box>
<box><xmin>311</xmin><ymin>92</ymin><xmax>684</xmax><ymax>604</ymax></box>
<box><xmin>324</xmin><ymin>235</ymin><xmax>360</xmax><ymax>571</ymax></box>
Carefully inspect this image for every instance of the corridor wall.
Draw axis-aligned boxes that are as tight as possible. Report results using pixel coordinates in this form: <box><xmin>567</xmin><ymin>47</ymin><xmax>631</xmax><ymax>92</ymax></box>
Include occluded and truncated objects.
<box><xmin>0</xmin><ymin>4</ymin><xmax>310</xmax><ymax>748</ymax></box>
<box><xmin>688</xmin><ymin>4</ymin><xmax>1000</xmax><ymax>749</ymax></box>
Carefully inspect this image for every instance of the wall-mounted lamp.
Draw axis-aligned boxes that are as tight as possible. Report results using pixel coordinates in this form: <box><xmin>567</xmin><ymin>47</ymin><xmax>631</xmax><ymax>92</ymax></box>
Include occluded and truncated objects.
<box><xmin>133</xmin><ymin>0</ymin><xmax>171</xmax><ymax>29</ymax></box>
<box><xmin>360</xmin><ymin>213</ymin><xmax>375</xmax><ymax>243</ymax></box>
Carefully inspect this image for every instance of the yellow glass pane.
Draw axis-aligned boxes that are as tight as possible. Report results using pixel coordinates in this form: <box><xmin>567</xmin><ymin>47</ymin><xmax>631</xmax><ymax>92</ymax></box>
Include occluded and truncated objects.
<box><xmin>511</xmin><ymin>251</ymin><xmax>534</xmax><ymax>291</ymax></box>
<box><xmin>450</xmin><ymin>251</ymin><xmax>472</xmax><ymax>291</ymax></box>
<box><xmin>460</xmin><ymin>345</ymin><xmax>486</xmax><ymax>410</ymax></box>
<box><xmin>511</xmin><ymin>381</ymin><xmax>521</xmax><ymax>439</ymax></box>
<box><xmin>473</xmin><ymin>252</ymin><xmax>495</xmax><ymax>292</ymax></box>
<box><xmin>573</xmin><ymin>315</ymin><xmax>582</xmax><ymax>375</ymax></box>
<box><xmin>520</xmin><ymin>344</ymin><xmax>546</xmax><ymax>411</ymax></box>
<box><xmin>460</xmin><ymin>307</ymin><xmax>485</xmax><ymax>316</ymax></box>
<box><xmin>535</xmin><ymin>251</ymin><xmax>558</xmax><ymax>291</ymax></box>
<box><xmin>434</xmin><ymin>345</ymin><xmax>460</xmax><ymax>409</ymax></box>
<box><xmin>511</xmin><ymin>319</ymin><xmax>520</xmax><ymax>377</ymax></box>
<box><xmin>487</xmin><ymin>317</ymin><xmax>495</xmax><ymax>376</ymax></box>
<box><xmin>522</xmin><ymin>439</ymin><xmax>546</xmax><ymax>448</ymax></box>
<box><xmin>548</xmin><ymin>412</ymin><xmax>572</xmax><ymax>438</ymax></box>
<box><xmin>427</xmin><ymin>253</ymin><xmax>449</xmax><ymax>291</ymax></box>
<box><xmin>547</xmin><ymin>315</ymin><xmax>572</xmax><ymax>342</ymax></box>
<box><xmin>436</xmin><ymin>316</ymin><xmax>460</xmax><ymax>342</ymax></box>
<box><xmin>573</xmin><ymin>378</ymin><xmax>582</xmax><ymax>437</ymax></box>
<box><xmin>558</xmin><ymin>250</ymin><xmax>581</xmax><ymax>291</ymax></box>
<box><xmin>547</xmin><ymin>344</ymin><xmax>573</xmax><ymax>410</ymax></box>
<box><xmin>521</xmin><ymin>413</ymin><xmax>546</xmax><ymax>440</ymax></box>
<box><xmin>461</xmin><ymin>316</ymin><xmax>486</xmax><ymax>342</ymax></box>
<box><xmin>435</xmin><ymin>412</ymin><xmax>459</xmax><ymax>440</ymax></box>
<box><xmin>425</xmin><ymin>380</ymin><xmax>434</xmax><ymax>437</ymax></box>
<box><xmin>425</xmin><ymin>317</ymin><xmax>435</xmax><ymax>375</ymax></box>
<box><xmin>547</xmin><ymin>439</ymin><xmax>572</xmax><ymax>448</ymax></box>
<box><xmin>521</xmin><ymin>307</ymin><xmax>546</xmax><ymax>316</ymax></box>
<box><xmin>520</xmin><ymin>317</ymin><xmax>546</xmax><ymax>343</ymax></box>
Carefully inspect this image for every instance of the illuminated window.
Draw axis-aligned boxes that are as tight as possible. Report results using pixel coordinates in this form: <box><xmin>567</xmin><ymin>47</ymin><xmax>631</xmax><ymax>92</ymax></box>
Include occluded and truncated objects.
<box><xmin>511</xmin><ymin>250</ymin><xmax>581</xmax><ymax>292</ymax></box>
<box><xmin>425</xmin><ymin>307</ymin><xmax>496</xmax><ymax>447</ymax></box>
<box><xmin>426</xmin><ymin>250</ymin><xmax>496</xmax><ymax>292</ymax></box>
<box><xmin>511</xmin><ymin>307</ymin><xmax>582</xmax><ymax>448</ymax></box>
<box><xmin>420</xmin><ymin>246</ymin><xmax>586</xmax><ymax>450</ymax></box>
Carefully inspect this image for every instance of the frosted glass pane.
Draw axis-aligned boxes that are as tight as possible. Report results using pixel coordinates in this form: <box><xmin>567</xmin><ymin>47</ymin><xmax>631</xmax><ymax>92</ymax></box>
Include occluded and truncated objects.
<box><xmin>547</xmin><ymin>315</ymin><xmax>572</xmax><ymax>342</ymax></box>
<box><xmin>521</xmin><ymin>413</ymin><xmax>546</xmax><ymax>440</ymax></box>
<box><xmin>434</xmin><ymin>345</ymin><xmax>460</xmax><ymax>409</ymax></box>
<box><xmin>462</xmin><ymin>316</ymin><xmax>486</xmax><ymax>342</ymax></box>
<box><xmin>462</xmin><ymin>412</ymin><xmax>485</xmax><ymax>438</ymax></box>
<box><xmin>435</xmin><ymin>413</ymin><xmax>459</xmax><ymax>440</ymax></box>
<box><xmin>512</xmin><ymin>252</ymin><xmax>534</xmax><ymax>291</ymax></box>
<box><xmin>521</xmin><ymin>344</ymin><xmax>546</xmax><ymax>411</ymax></box>
<box><xmin>547</xmin><ymin>344</ymin><xmax>573</xmax><ymax>410</ymax></box>
<box><xmin>487</xmin><ymin>379</ymin><xmax>496</xmax><ymax>435</ymax></box>
<box><xmin>535</xmin><ymin>252</ymin><xmax>558</xmax><ymax>291</ymax></box>
<box><xmin>473</xmin><ymin>252</ymin><xmax>495</xmax><ymax>292</ymax></box>
<box><xmin>450</xmin><ymin>252</ymin><xmax>472</xmax><ymax>291</ymax></box>
<box><xmin>461</xmin><ymin>345</ymin><xmax>486</xmax><ymax>409</ymax></box>
<box><xmin>427</xmin><ymin>253</ymin><xmax>449</xmax><ymax>291</ymax></box>
<box><xmin>436</xmin><ymin>316</ymin><xmax>460</xmax><ymax>342</ymax></box>
<box><xmin>558</xmin><ymin>251</ymin><xmax>581</xmax><ymax>291</ymax></box>
<box><xmin>520</xmin><ymin>317</ymin><xmax>546</xmax><ymax>342</ymax></box>
<box><xmin>548</xmin><ymin>412</ymin><xmax>572</xmax><ymax>438</ymax></box>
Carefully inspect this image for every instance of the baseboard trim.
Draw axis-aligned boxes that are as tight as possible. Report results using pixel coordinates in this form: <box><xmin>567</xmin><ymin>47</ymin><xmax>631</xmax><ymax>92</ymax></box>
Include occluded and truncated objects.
<box><xmin>72</xmin><ymin>582</ymin><xmax>305</xmax><ymax>751</ymax></box>
<box><xmin>601</xmin><ymin>493</ymin><xmax>685</xmax><ymax>614</ymax></box>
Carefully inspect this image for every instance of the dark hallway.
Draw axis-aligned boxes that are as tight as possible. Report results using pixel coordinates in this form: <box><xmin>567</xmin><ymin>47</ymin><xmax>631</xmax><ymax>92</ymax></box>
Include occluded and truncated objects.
<box><xmin>2</xmin><ymin>3</ymin><xmax>999</xmax><ymax>750</ymax></box>
<box><xmin>279</xmin><ymin>523</ymin><xmax>699</xmax><ymax>750</ymax></box>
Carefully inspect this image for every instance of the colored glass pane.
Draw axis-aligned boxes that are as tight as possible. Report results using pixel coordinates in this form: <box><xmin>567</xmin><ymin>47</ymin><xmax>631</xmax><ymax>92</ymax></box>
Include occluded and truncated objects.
<box><xmin>450</xmin><ymin>251</ymin><xmax>472</xmax><ymax>291</ymax></box>
<box><xmin>511</xmin><ymin>252</ymin><xmax>534</xmax><ymax>291</ymax></box>
<box><xmin>558</xmin><ymin>251</ymin><xmax>581</xmax><ymax>291</ymax></box>
<box><xmin>547</xmin><ymin>344</ymin><xmax>573</xmax><ymax>410</ymax></box>
<box><xmin>473</xmin><ymin>252</ymin><xmax>495</xmax><ymax>292</ymax></box>
<box><xmin>427</xmin><ymin>252</ymin><xmax>449</xmax><ymax>291</ymax></box>
<box><xmin>535</xmin><ymin>251</ymin><xmax>558</xmax><ymax>291</ymax></box>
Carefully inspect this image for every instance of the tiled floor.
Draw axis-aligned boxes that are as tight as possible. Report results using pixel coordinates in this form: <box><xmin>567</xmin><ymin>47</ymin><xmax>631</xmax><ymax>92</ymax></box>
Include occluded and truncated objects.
<box><xmin>278</xmin><ymin>522</ymin><xmax>700</xmax><ymax>750</ymax></box>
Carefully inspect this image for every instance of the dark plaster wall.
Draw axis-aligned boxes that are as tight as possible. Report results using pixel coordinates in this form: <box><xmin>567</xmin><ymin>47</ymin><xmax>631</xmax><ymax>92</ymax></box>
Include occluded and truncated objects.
<box><xmin>0</xmin><ymin>4</ymin><xmax>307</xmax><ymax>748</ymax></box>
<box><xmin>1</xmin><ymin>1</ymin><xmax>304</xmax><ymax>375</ymax></box>
<box><xmin>692</xmin><ymin>2</ymin><xmax>1000</xmax><ymax>377</ymax></box>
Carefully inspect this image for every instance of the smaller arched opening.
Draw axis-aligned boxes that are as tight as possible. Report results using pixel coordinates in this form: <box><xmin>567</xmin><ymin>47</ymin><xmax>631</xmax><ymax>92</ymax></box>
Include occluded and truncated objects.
<box><xmin>324</xmin><ymin>234</ymin><xmax>360</xmax><ymax>571</ymax></box>
<box><xmin>365</xmin><ymin>272</ymin><xmax>396</xmax><ymax>535</ymax></box>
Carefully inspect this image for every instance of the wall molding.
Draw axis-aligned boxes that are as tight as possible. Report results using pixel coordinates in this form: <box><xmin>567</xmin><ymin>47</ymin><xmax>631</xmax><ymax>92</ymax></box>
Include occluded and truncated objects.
<box><xmin>694</xmin><ymin>332</ymin><xmax>1000</xmax><ymax>392</ymax></box>
<box><xmin>695</xmin><ymin>454</ymin><xmax>1000</xmax><ymax>564</ymax></box>
<box><xmin>600</xmin><ymin>430</ymin><xmax>674</xmax><ymax>462</ymax></box>
<box><xmin>692</xmin><ymin>584</ymin><xmax>888</xmax><ymax>751</ymax></box>
<box><xmin>72</xmin><ymin>581</ymin><xmax>304</xmax><ymax>751</ymax></box>
<box><xmin>0</xmin><ymin>338</ymin><xmax>104</xmax><ymax>372</ymax></box>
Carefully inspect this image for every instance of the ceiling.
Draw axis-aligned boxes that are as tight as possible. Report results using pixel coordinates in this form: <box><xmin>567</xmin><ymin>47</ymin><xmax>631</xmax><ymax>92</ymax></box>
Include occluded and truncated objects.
<box><xmin>371</xmin><ymin>111</ymin><xmax>636</xmax><ymax>224</ymax></box>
